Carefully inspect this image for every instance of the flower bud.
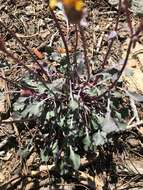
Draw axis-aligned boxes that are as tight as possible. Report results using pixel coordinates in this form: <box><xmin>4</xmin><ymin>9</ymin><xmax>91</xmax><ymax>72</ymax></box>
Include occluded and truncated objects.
<box><xmin>50</xmin><ymin>0</ymin><xmax>87</xmax><ymax>25</ymax></box>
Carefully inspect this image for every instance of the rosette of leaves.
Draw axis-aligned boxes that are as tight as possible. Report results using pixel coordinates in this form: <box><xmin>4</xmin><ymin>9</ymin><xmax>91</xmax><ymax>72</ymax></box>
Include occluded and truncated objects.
<box><xmin>12</xmin><ymin>73</ymin><xmax>128</xmax><ymax>174</ymax></box>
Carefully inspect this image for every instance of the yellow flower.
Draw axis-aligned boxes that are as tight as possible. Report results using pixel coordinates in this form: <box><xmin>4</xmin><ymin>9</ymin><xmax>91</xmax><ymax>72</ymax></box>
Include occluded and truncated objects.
<box><xmin>49</xmin><ymin>0</ymin><xmax>85</xmax><ymax>24</ymax></box>
<box><xmin>50</xmin><ymin>0</ymin><xmax>84</xmax><ymax>11</ymax></box>
<box><xmin>62</xmin><ymin>0</ymin><xmax>84</xmax><ymax>12</ymax></box>
<box><xmin>49</xmin><ymin>0</ymin><xmax>58</xmax><ymax>9</ymax></box>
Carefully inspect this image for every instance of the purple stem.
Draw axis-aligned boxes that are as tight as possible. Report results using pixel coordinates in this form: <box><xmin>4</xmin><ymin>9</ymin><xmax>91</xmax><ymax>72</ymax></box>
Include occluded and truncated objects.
<box><xmin>93</xmin><ymin>0</ymin><xmax>121</xmax><ymax>84</ymax></box>
<box><xmin>49</xmin><ymin>8</ymin><xmax>71</xmax><ymax>80</ymax></box>
<box><xmin>96</xmin><ymin>39</ymin><xmax>133</xmax><ymax>99</ymax></box>
<box><xmin>79</xmin><ymin>25</ymin><xmax>90</xmax><ymax>81</ymax></box>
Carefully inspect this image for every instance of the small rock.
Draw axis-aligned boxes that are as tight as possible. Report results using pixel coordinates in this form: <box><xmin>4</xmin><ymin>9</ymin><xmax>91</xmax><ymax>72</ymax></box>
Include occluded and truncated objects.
<box><xmin>25</xmin><ymin>182</ymin><xmax>34</xmax><ymax>190</ymax></box>
<box><xmin>127</xmin><ymin>138</ymin><xmax>140</xmax><ymax>147</ymax></box>
<box><xmin>39</xmin><ymin>165</ymin><xmax>48</xmax><ymax>172</ymax></box>
<box><xmin>31</xmin><ymin>170</ymin><xmax>39</xmax><ymax>176</ymax></box>
<box><xmin>0</xmin><ymin>173</ymin><xmax>5</xmax><ymax>183</ymax></box>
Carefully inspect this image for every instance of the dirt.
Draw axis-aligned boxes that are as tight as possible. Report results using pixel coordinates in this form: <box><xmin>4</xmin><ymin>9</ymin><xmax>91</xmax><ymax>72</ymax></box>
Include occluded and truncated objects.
<box><xmin>0</xmin><ymin>0</ymin><xmax>143</xmax><ymax>189</ymax></box>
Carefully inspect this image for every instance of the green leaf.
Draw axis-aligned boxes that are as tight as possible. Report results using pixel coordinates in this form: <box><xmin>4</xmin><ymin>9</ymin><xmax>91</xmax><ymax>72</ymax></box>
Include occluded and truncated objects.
<box><xmin>69</xmin><ymin>146</ymin><xmax>80</xmax><ymax>170</ymax></box>
<box><xmin>52</xmin><ymin>140</ymin><xmax>59</xmax><ymax>158</ymax></box>
<box><xmin>48</xmin><ymin>78</ymin><xmax>65</xmax><ymax>93</ymax></box>
<box><xmin>112</xmin><ymin>91</ymin><xmax>123</xmax><ymax>98</ymax></box>
<box><xmin>91</xmin><ymin>119</ymin><xmax>99</xmax><ymax>130</ymax></box>
<box><xmin>21</xmin><ymin>101</ymin><xmax>45</xmax><ymax>118</ymax></box>
<box><xmin>93</xmin><ymin>131</ymin><xmax>106</xmax><ymax>146</ymax></box>
<box><xmin>46</xmin><ymin>111</ymin><xmax>55</xmax><ymax>120</ymax></box>
<box><xmin>19</xmin><ymin>148</ymin><xmax>31</xmax><ymax>160</ymax></box>
<box><xmin>84</xmin><ymin>88</ymin><xmax>98</xmax><ymax>97</ymax></box>
<box><xmin>91</xmin><ymin>113</ymin><xmax>101</xmax><ymax>130</ymax></box>
<box><xmin>19</xmin><ymin>140</ymin><xmax>33</xmax><ymax>160</ymax></box>
<box><xmin>22</xmin><ymin>77</ymin><xmax>48</xmax><ymax>94</ymax></box>
<box><xmin>58</xmin><ymin>116</ymin><xmax>66</xmax><ymax>127</ymax></box>
<box><xmin>13</xmin><ymin>97</ymin><xmax>28</xmax><ymax>112</ymax></box>
<box><xmin>40</xmin><ymin>148</ymin><xmax>49</xmax><ymax>163</ymax></box>
<box><xmin>118</xmin><ymin>122</ymin><xmax>127</xmax><ymax>130</ymax></box>
<box><xmin>82</xmin><ymin>129</ymin><xmax>91</xmax><ymax>151</ymax></box>
<box><xmin>102</xmin><ymin>113</ymin><xmax>119</xmax><ymax>134</ymax></box>
<box><xmin>58</xmin><ymin>160</ymin><xmax>69</xmax><ymax>175</ymax></box>
<box><xmin>69</xmin><ymin>99</ymin><xmax>79</xmax><ymax>111</ymax></box>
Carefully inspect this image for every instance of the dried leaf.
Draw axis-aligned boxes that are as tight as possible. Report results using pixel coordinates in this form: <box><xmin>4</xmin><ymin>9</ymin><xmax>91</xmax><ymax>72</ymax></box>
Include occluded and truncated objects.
<box><xmin>32</xmin><ymin>48</ymin><xmax>43</xmax><ymax>59</ymax></box>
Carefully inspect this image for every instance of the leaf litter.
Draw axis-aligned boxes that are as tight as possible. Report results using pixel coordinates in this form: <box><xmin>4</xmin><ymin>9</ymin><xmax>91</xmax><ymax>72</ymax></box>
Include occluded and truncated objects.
<box><xmin>0</xmin><ymin>0</ymin><xmax>143</xmax><ymax>189</ymax></box>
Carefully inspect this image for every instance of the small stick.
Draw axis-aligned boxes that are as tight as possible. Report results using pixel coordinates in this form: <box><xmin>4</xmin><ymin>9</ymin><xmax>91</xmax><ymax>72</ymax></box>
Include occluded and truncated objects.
<box><xmin>127</xmin><ymin>120</ymin><xmax>143</xmax><ymax>129</ymax></box>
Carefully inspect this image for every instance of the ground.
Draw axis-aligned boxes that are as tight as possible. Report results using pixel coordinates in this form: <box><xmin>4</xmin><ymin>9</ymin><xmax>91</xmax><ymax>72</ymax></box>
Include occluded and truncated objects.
<box><xmin>0</xmin><ymin>0</ymin><xmax>143</xmax><ymax>189</ymax></box>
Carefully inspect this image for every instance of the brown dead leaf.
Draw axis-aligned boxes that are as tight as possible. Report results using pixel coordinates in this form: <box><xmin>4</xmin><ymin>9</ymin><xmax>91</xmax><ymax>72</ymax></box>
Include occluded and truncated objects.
<box><xmin>126</xmin><ymin>159</ymin><xmax>143</xmax><ymax>174</ymax></box>
<box><xmin>26</xmin><ymin>152</ymin><xmax>37</xmax><ymax>167</ymax></box>
<box><xmin>122</xmin><ymin>58</ymin><xmax>143</xmax><ymax>93</ymax></box>
<box><xmin>138</xmin><ymin>127</ymin><xmax>143</xmax><ymax>135</ymax></box>
<box><xmin>57</xmin><ymin>46</ymin><xmax>73</xmax><ymax>54</ymax></box>
<box><xmin>0</xmin><ymin>76</ymin><xmax>7</xmax><ymax>113</ymax></box>
<box><xmin>0</xmin><ymin>173</ymin><xmax>5</xmax><ymax>183</ymax></box>
<box><xmin>0</xmin><ymin>99</ymin><xmax>6</xmax><ymax>113</ymax></box>
<box><xmin>25</xmin><ymin>182</ymin><xmax>34</xmax><ymax>190</ymax></box>
<box><xmin>32</xmin><ymin>48</ymin><xmax>43</xmax><ymax>59</ymax></box>
<box><xmin>0</xmin><ymin>69</ymin><xmax>11</xmax><ymax>114</ymax></box>
<box><xmin>0</xmin><ymin>152</ymin><xmax>12</xmax><ymax>161</ymax></box>
<box><xmin>132</xmin><ymin>43</ymin><xmax>143</xmax><ymax>68</ymax></box>
<box><xmin>79</xmin><ymin>171</ymin><xmax>104</xmax><ymax>190</ymax></box>
<box><xmin>39</xmin><ymin>165</ymin><xmax>48</xmax><ymax>172</ymax></box>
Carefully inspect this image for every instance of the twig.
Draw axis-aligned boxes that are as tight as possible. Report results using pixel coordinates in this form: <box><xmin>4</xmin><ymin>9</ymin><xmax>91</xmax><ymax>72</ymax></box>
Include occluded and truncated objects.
<box><xmin>49</xmin><ymin>30</ymin><xmax>58</xmax><ymax>47</ymax></box>
<box><xmin>0</xmin><ymin>118</ymin><xmax>35</xmax><ymax>124</ymax></box>
<box><xmin>127</xmin><ymin>116</ymin><xmax>136</xmax><ymax>126</ymax></box>
<box><xmin>0</xmin><ymin>75</ymin><xmax>21</xmax><ymax>88</ymax></box>
<box><xmin>127</xmin><ymin>120</ymin><xmax>143</xmax><ymax>129</ymax></box>
<box><xmin>98</xmin><ymin>11</ymin><xmax>118</xmax><ymax>15</ymax></box>
<box><xmin>0</xmin><ymin>175</ymin><xmax>21</xmax><ymax>189</ymax></box>
<box><xmin>16</xmin><ymin>29</ymin><xmax>50</xmax><ymax>38</ymax></box>
<box><xmin>130</xmin><ymin>98</ymin><xmax>140</xmax><ymax>122</ymax></box>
